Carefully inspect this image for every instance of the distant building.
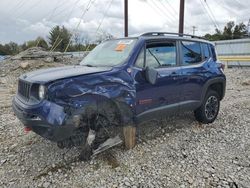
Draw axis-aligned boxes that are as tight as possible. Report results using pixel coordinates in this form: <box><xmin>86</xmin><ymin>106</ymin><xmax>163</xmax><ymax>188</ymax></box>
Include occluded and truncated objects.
<box><xmin>214</xmin><ymin>38</ymin><xmax>250</xmax><ymax>67</ymax></box>
<box><xmin>214</xmin><ymin>38</ymin><xmax>250</xmax><ymax>56</ymax></box>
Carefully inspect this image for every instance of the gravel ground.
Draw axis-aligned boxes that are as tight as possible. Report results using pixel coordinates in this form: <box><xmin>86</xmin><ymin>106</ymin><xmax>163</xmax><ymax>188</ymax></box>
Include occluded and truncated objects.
<box><xmin>0</xmin><ymin>68</ymin><xmax>250</xmax><ymax>188</ymax></box>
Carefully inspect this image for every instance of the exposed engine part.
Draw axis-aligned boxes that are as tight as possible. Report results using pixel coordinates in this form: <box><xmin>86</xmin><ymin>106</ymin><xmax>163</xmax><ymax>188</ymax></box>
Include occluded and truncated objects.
<box><xmin>57</xmin><ymin>128</ymin><xmax>88</xmax><ymax>149</ymax></box>
<box><xmin>79</xmin><ymin>129</ymin><xmax>96</xmax><ymax>161</ymax></box>
<box><xmin>72</xmin><ymin>114</ymin><xmax>81</xmax><ymax>127</ymax></box>
<box><xmin>87</xmin><ymin>129</ymin><xmax>96</xmax><ymax>145</ymax></box>
<box><xmin>57</xmin><ymin>135</ymin><xmax>85</xmax><ymax>149</ymax></box>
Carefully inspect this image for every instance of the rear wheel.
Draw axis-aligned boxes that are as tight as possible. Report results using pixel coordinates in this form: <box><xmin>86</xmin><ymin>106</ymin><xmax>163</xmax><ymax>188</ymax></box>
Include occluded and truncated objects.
<box><xmin>194</xmin><ymin>90</ymin><xmax>220</xmax><ymax>124</ymax></box>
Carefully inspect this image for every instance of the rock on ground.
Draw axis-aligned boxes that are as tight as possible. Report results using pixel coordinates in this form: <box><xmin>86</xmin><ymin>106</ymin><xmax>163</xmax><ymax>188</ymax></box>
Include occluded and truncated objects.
<box><xmin>0</xmin><ymin>67</ymin><xmax>250</xmax><ymax>188</ymax></box>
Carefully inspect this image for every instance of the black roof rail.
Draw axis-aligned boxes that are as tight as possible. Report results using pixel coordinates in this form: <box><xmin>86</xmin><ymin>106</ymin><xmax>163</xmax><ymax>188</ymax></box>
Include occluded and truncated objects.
<box><xmin>141</xmin><ymin>32</ymin><xmax>205</xmax><ymax>40</ymax></box>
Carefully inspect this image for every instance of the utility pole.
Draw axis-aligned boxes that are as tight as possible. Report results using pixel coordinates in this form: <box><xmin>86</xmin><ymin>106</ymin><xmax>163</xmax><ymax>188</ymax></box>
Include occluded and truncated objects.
<box><xmin>124</xmin><ymin>0</ymin><xmax>128</xmax><ymax>37</ymax></box>
<box><xmin>178</xmin><ymin>0</ymin><xmax>185</xmax><ymax>34</ymax></box>
<box><xmin>192</xmin><ymin>26</ymin><xmax>197</xmax><ymax>35</ymax></box>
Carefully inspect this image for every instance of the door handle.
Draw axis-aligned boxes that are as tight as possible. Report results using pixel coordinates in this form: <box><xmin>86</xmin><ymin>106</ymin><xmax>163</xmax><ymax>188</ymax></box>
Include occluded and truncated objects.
<box><xmin>171</xmin><ymin>72</ymin><xmax>178</xmax><ymax>80</ymax></box>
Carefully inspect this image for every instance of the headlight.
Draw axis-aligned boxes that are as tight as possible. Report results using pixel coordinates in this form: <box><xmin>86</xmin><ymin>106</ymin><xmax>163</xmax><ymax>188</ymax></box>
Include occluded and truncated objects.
<box><xmin>38</xmin><ymin>85</ymin><xmax>46</xmax><ymax>100</ymax></box>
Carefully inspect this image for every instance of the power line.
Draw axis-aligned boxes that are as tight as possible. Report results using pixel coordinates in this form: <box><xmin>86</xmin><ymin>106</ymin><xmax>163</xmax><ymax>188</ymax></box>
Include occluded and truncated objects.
<box><xmin>164</xmin><ymin>0</ymin><xmax>193</xmax><ymax>30</ymax></box>
<box><xmin>199</xmin><ymin>0</ymin><xmax>219</xmax><ymax>30</ymax></box>
<box><xmin>36</xmin><ymin>0</ymin><xmax>70</xmax><ymax>47</ymax></box>
<box><xmin>49</xmin><ymin>0</ymin><xmax>95</xmax><ymax>52</ymax></box>
<box><xmin>232</xmin><ymin>0</ymin><xmax>244</xmax><ymax>7</ymax></box>
<box><xmin>155</xmin><ymin>0</ymin><xmax>178</xmax><ymax>23</ymax></box>
<box><xmin>52</xmin><ymin>0</ymin><xmax>82</xmax><ymax>20</ymax></box>
<box><xmin>85</xmin><ymin>0</ymin><xmax>115</xmax><ymax>51</ymax></box>
<box><xmin>64</xmin><ymin>0</ymin><xmax>96</xmax><ymax>52</ymax></box>
<box><xmin>203</xmin><ymin>0</ymin><xmax>220</xmax><ymax>30</ymax></box>
<box><xmin>12</xmin><ymin>0</ymin><xmax>68</xmax><ymax>20</ymax></box>
<box><xmin>14</xmin><ymin>0</ymin><xmax>43</xmax><ymax>18</ymax></box>
<box><xmin>47</xmin><ymin>0</ymin><xmax>68</xmax><ymax>20</ymax></box>
<box><xmin>145</xmin><ymin>1</ymin><xmax>173</xmax><ymax>26</ymax></box>
<box><xmin>165</xmin><ymin>0</ymin><xmax>178</xmax><ymax>14</ymax></box>
<box><xmin>6</xmin><ymin>0</ymin><xmax>25</xmax><ymax>13</ymax></box>
<box><xmin>146</xmin><ymin>0</ymin><xmax>191</xmax><ymax>33</ymax></box>
<box><xmin>214</xmin><ymin>0</ymin><xmax>239</xmax><ymax>16</ymax></box>
<box><xmin>151</xmin><ymin>0</ymin><xmax>176</xmax><ymax>23</ymax></box>
<box><xmin>49</xmin><ymin>0</ymin><xmax>86</xmax><ymax>50</ymax></box>
<box><xmin>11</xmin><ymin>0</ymin><xmax>31</xmax><ymax>14</ymax></box>
<box><xmin>3</xmin><ymin>0</ymin><xmax>32</xmax><ymax>21</ymax></box>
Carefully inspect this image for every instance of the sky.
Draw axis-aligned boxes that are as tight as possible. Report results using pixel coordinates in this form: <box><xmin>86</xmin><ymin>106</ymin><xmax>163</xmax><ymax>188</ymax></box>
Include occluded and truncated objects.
<box><xmin>0</xmin><ymin>0</ymin><xmax>249</xmax><ymax>44</ymax></box>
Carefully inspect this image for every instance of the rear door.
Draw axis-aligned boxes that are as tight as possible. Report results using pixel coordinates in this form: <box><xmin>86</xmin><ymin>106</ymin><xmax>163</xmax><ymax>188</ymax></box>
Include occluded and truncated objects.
<box><xmin>134</xmin><ymin>40</ymin><xmax>182</xmax><ymax>116</ymax></box>
<box><xmin>179</xmin><ymin>40</ymin><xmax>210</xmax><ymax>109</ymax></box>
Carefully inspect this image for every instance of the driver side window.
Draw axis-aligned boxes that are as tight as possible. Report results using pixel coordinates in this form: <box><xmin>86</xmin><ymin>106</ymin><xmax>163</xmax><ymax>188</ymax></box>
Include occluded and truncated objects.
<box><xmin>146</xmin><ymin>42</ymin><xmax>177</xmax><ymax>68</ymax></box>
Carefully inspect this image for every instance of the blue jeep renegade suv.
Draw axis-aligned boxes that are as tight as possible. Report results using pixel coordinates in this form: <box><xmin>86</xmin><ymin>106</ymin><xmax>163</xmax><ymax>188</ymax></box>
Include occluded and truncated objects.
<box><xmin>12</xmin><ymin>32</ymin><xmax>226</xmax><ymax>155</ymax></box>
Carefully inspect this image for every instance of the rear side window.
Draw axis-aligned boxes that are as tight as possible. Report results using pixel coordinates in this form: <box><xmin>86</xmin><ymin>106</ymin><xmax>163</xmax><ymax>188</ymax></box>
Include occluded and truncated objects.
<box><xmin>210</xmin><ymin>44</ymin><xmax>217</xmax><ymax>61</ymax></box>
<box><xmin>181</xmin><ymin>41</ymin><xmax>202</xmax><ymax>65</ymax></box>
<box><xmin>145</xmin><ymin>42</ymin><xmax>177</xmax><ymax>68</ymax></box>
<box><xmin>202</xmin><ymin>43</ymin><xmax>211</xmax><ymax>59</ymax></box>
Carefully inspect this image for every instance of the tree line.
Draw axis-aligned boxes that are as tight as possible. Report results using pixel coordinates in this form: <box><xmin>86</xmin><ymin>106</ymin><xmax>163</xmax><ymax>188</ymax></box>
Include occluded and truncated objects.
<box><xmin>0</xmin><ymin>25</ymin><xmax>113</xmax><ymax>55</ymax></box>
<box><xmin>204</xmin><ymin>21</ymin><xmax>248</xmax><ymax>41</ymax></box>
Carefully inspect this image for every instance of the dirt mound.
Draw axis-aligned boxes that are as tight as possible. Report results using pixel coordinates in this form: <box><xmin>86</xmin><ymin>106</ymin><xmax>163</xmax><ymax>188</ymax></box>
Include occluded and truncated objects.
<box><xmin>0</xmin><ymin>47</ymin><xmax>84</xmax><ymax>78</ymax></box>
<box><xmin>0</xmin><ymin>47</ymin><xmax>84</xmax><ymax>109</ymax></box>
<box><xmin>10</xmin><ymin>47</ymin><xmax>83</xmax><ymax>65</ymax></box>
<box><xmin>11</xmin><ymin>47</ymin><xmax>61</xmax><ymax>61</ymax></box>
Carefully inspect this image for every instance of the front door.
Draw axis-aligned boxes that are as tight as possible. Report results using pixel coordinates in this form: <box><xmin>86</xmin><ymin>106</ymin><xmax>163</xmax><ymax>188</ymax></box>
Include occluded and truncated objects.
<box><xmin>134</xmin><ymin>40</ymin><xmax>182</xmax><ymax>119</ymax></box>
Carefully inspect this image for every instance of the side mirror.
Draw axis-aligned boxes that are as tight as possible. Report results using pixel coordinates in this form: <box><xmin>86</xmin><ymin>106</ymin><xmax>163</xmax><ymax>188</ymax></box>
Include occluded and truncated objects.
<box><xmin>144</xmin><ymin>67</ymin><xmax>158</xmax><ymax>85</ymax></box>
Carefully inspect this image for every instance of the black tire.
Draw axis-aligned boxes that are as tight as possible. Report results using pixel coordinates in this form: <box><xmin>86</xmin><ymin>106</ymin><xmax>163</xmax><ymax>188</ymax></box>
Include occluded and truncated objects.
<box><xmin>194</xmin><ymin>90</ymin><xmax>220</xmax><ymax>124</ymax></box>
<box><xmin>79</xmin><ymin>144</ymin><xmax>93</xmax><ymax>161</ymax></box>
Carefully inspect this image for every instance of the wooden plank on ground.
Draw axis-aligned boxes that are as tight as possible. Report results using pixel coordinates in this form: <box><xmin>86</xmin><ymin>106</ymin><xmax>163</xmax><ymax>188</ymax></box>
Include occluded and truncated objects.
<box><xmin>123</xmin><ymin>125</ymin><xmax>136</xmax><ymax>149</ymax></box>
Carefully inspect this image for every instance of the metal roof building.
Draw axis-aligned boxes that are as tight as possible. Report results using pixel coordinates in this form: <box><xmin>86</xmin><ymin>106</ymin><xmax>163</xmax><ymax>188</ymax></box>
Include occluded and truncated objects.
<box><xmin>214</xmin><ymin>38</ymin><xmax>250</xmax><ymax>67</ymax></box>
<box><xmin>214</xmin><ymin>38</ymin><xmax>250</xmax><ymax>56</ymax></box>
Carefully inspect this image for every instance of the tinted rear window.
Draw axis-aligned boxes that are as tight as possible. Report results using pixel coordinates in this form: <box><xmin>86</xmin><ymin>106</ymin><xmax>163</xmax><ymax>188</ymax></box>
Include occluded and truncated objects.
<box><xmin>210</xmin><ymin>44</ymin><xmax>217</xmax><ymax>61</ymax></box>
<box><xmin>181</xmin><ymin>41</ymin><xmax>202</xmax><ymax>65</ymax></box>
<box><xmin>202</xmin><ymin>43</ymin><xmax>211</xmax><ymax>59</ymax></box>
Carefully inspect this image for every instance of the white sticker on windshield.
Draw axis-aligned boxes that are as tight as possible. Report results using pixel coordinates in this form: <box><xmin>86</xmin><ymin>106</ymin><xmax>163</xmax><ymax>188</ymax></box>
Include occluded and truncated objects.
<box><xmin>118</xmin><ymin>40</ymin><xmax>133</xmax><ymax>45</ymax></box>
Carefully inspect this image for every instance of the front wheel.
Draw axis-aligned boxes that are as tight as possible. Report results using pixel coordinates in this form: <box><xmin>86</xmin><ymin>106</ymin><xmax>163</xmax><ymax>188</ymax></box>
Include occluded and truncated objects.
<box><xmin>194</xmin><ymin>90</ymin><xmax>220</xmax><ymax>124</ymax></box>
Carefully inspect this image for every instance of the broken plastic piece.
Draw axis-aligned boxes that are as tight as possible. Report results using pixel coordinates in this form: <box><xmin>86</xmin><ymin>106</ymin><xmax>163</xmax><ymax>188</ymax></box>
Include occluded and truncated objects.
<box><xmin>92</xmin><ymin>135</ymin><xmax>122</xmax><ymax>156</ymax></box>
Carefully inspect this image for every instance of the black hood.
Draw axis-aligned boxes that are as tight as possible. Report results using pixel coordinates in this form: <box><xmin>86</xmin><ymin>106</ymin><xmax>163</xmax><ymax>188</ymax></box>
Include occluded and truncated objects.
<box><xmin>20</xmin><ymin>65</ymin><xmax>112</xmax><ymax>83</ymax></box>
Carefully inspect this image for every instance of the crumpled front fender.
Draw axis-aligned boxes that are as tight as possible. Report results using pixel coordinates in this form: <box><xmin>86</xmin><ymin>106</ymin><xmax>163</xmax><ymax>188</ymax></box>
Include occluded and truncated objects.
<box><xmin>47</xmin><ymin>70</ymin><xmax>136</xmax><ymax>125</ymax></box>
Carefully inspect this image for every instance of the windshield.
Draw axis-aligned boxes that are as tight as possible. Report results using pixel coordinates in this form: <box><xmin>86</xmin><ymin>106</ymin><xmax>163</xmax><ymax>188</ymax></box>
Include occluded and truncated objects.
<box><xmin>80</xmin><ymin>39</ymin><xmax>137</xmax><ymax>67</ymax></box>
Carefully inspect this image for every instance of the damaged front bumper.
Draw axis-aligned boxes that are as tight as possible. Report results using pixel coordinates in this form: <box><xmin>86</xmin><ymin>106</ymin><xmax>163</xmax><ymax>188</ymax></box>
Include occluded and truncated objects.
<box><xmin>12</xmin><ymin>96</ymin><xmax>76</xmax><ymax>142</ymax></box>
